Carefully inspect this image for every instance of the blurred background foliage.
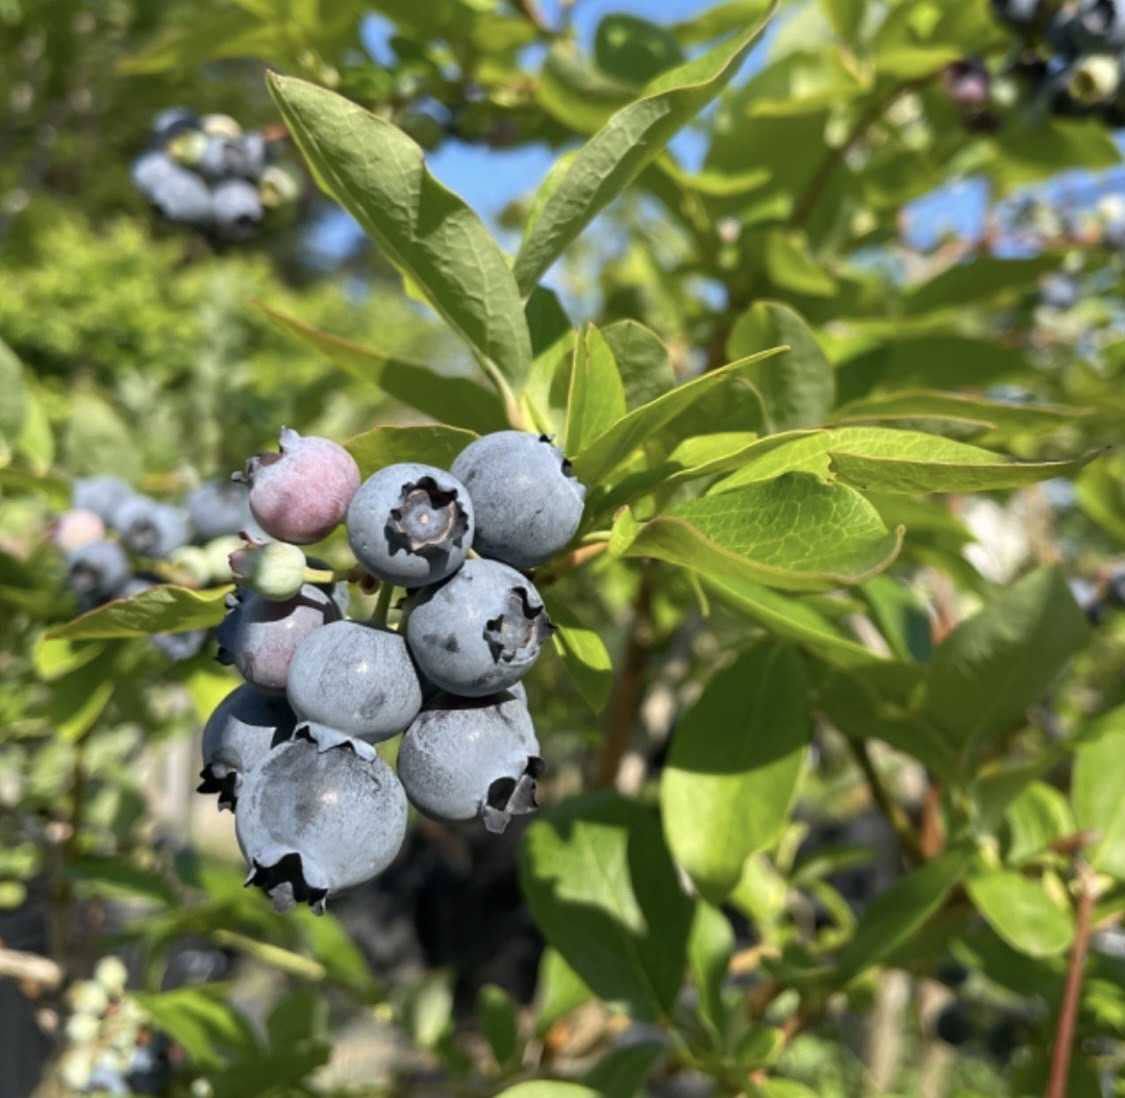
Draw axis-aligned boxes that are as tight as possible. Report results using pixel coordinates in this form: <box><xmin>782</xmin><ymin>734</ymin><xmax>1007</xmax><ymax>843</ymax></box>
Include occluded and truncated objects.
<box><xmin>1</xmin><ymin>1</ymin><xmax>1124</xmax><ymax>1097</ymax></box>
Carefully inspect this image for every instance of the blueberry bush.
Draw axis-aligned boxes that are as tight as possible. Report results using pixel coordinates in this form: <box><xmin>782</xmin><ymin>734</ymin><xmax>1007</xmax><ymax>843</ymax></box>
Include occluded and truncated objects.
<box><xmin>2</xmin><ymin>2</ymin><xmax>1125</xmax><ymax>1097</ymax></box>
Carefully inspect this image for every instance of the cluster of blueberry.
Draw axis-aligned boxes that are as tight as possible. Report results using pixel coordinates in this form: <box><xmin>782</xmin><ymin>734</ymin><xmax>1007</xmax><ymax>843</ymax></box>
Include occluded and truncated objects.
<box><xmin>56</xmin><ymin>957</ymin><xmax>169</xmax><ymax>1096</ymax></box>
<box><xmin>130</xmin><ymin>108</ymin><xmax>299</xmax><ymax>242</ymax></box>
<box><xmin>58</xmin><ymin>475</ymin><xmax>257</xmax><ymax>659</ymax></box>
<box><xmin>201</xmin><ymin>428</ymin><xmax>587</xmax><ymax>913</ymax></box>
<box><xmin>954</xmin><ymin>0</ymin><xmax>1125</xmax><ymax>125</ymax></box>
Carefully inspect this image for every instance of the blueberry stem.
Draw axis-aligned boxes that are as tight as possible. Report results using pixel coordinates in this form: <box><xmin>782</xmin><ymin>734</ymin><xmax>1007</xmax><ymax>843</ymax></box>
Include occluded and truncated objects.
<box><xmin>304</xmin><ymin>564</ymin><xmax>360</xmax><ymax>585</ymax></box>
<box><xmin>371</xmin><ymin>581</ymin><xmax>396</xmax><ymax>627</ymax></box>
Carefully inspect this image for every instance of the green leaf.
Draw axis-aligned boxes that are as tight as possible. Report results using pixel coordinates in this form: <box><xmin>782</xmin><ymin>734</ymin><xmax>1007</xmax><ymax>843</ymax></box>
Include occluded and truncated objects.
<box><xmin>922</xmin><ymin>568</ymin><xmax>1090</xmax><ymax>761</ymax></box>
<box><xmin>543</xmin><ymin>594</ymin><xmax>613</xmax><ymax>714</ymax></box>
<box><xmin>572</xmin><ymin>347</ymin><xmax>782</xmax><ymax>486</ymax></box>
<box><xmin>0</xmin><ymin>338</ymin><xmax>28</xmax><ymax>441</ymax></box>
<box><xmin>47</xmin><ymin>584</ymin><xmax>233</xmax><ymax>641</ymax></box>
<box><xmin>713</xmin><ymin>426</ymin><xmax>1097</xmax><ymax>495</ymax></box>
<box><xmin>966</xmin><ymin>871</ymin><xmax>1074</xmax><ymax>958</ymax></box>
<box><xmin>727</xmin><ymin>302</ymin><xmax>835</xmax><ymax>432</ymax></box>
<box><xmin>534</xmin><ymin>947</ymin><xmax>593</xmax><ymax>1035</ymax></box>
<box><xmin>1076</xmin><ymin>460</ymin><xmax>1125</xmax><ymax>544</ymax></box>
<box><xmin>135</xmin><ymin>986</ymin><xmax>259</xmax><ymax>1069</ymax></box>
<box><xmin>860</xmin><ymin>575</ymin><xmax>933</xmax><ymax>663</ymax></box>
<box><xmin>43</xmin><ymin>646</ymin><xmax>120</xmax><ymax>742</ymax></box>
<box><xmin>520</xmin><ymin>792</ymin><xmax>693</xmax><ymax>1021</ymax></box>
<box><xmin>820</xmin><ymin>0</ymin><xmax>865</xmax><ymax>43</ymax></box>
<box><xmin>672</xmin><ymin>0</ymin><xmax>775</xmax><ymax>44</ymax></box>
<box><xmin>478</xmin><ymin>984</ymin><xmax>519</xmax><ymax>1069</ymax></box>
<box><xmin>267</xmin><ymin>74</ymin><xmax>532</xmax><ymax>387</ymax></box>
<box><xmin>514</xmin><ymin>8</ymin><xmax>777</xmax><ymax>294</ymax></box>
<box><xmin>584</xmin><ymin>1042</ymin><xmax>664</xmax><ymax>1098</ymax></box>
<box><xmin>565</xmin><ymin>325</ymin><xmax>627</xmax><ymax>456</ymax></box>
<box><xmin>1005</xmin><ymin>781</ymin><xmax>1074</xmax><ymax>866</ymax></box>
<box><xmin>701</xmin><ymin>573</ymin><xmax>888</xmax><ymax>670</ymax></box>
<box><xmin>830</xmin><ymin>389</ymin><xmax>1091</xmax><ymax>435</ymax></box>
<box><xmin>903</xmin><ymin>256</ymin><xmax>1057</xmax><ymax>314</ymax></box>
<box><xmin>601</xmin><ymin>319</ymin><xmax>676</xmax><ymax>410</ymax></box>
<box><xmin>764</xmin><ymin>231</ymin><xmax>836</xmax><ymax>297</ymax></box>
<box><xmin>260</xmin><ymin>304</ymin><xmax>506</xmax><ymax>433</ymax></box>
<box><xmin>661</xmin><ymin>644</ymin><xmax>811</xmax><ymax>901</ymax></box>
<box><xmin>1071</xmin><ymin>705</ymin><xmax>1125</xmax><ymax>879</ymax></box>
<box><xmin>834</xmin><ymin>847</ymin><xmax>971</xmax><ymax>983</ymax></box>
<box><xmin>367</xmin><ymin>0</ymin><xmax>534</xmax><ymax>53</ymax></box>
<box><xmin>495</xmin><ymin>1085</ymin><xmax>601</xmax><ymax>1098</ymax></box>
<box><xmin>688</xmin><ymin>901</ymin><xmax>734</xmax><ymax>1041</ymax></box>
<box><xmin>345</xmin><ymin>424</ymin><xmax>477</xmax><ymax>477</ymax></box>
<box><xmin>408</xmin><ymin>971</ymin><xmax>454</xmax><ymax>1048</ymax></box>
<box><xmin>621</xmin><ymin>473</ymin><xmax>903</xmax><ymax>591</ymax></box>
<box><xmin>753</xmin><ymin>1081</ymin><xmax>819</xmax><ymax>1098</ymax></box>
<box><xmin>526</xmin><ymin>285</ymin><xmax>573</xmax><ymax>358</ymax></box>
<box><xmin>266</xmin><ymin>988</ymin><xmax>326</xmax><ymax>1051</ymax></box>
<box><xmin>594</xmin><ymin>13</ymin><xmax>684</xmax><ymax>85</ymax></box>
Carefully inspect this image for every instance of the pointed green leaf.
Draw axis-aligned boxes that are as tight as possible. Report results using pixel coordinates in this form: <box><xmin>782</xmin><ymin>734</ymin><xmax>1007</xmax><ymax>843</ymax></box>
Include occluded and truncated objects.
<box><xmin>834</xmin><ymin>847</ymin><xmax>971</xmax><ymax>983</ymax></box>
<box><xmin>662</xmin><ymin>644</ymin><xmax>811</xmax><ymax>902</ymax></box>
<box><xmin>763</xmin><ymin>230</ymin><xmax>836</xmax><ymax>297</ymax></box>
<box><xmin>47</xmin><ymin>584</ymin><xmax>233</xmax><ymax>641</ymax></box>
<box><xmin>573</xmin><ymin>347</ymin><xmax>782</xmax><ymax>486</ymax></box>
<box><xmin>543</xmin><ymin>594</ymin><xmax>614</xmax><ymax>714</ymax></box>
<box><xmin>923</xmin><ymin>568</ymin><xmax>1090</xmax><ymax>759</ymax></box>
<box><xmin>520</xmin><ymin>792</ymin><xmax>693</xmax><ymax>1021</ymax></box>
<box><xmin>584</xmin><ymin>1042</ymin><xmax>664</xmax><ymax>1098</ymax></box>
<box><xmin>495</xmin><ymin>1085</ymin><xmax>600</xmax><ymax>1098</ymax></box>
<box><xmin>514</xmin><ymin>7</ymin><xmax>777</xmax><ymax>294</ymax></box>
<box><xmin>726</xmin><ymin>301</ymin><xmax>835</xmax><ymax>432</ymax></box>
<box><xmin>601</xmin><ymin>319</ymin><xmax>676</xmax><ymax>410</ymax></box>
<box><xmin>565</xmin><ymin>325</ymin><xmax>627</xmax><ymax>455</ymax></box>
<box><xmin>622</xmin><ymin>473</ymin><xmax>903</xmax><ymax>592</ymax></box>
<box><xmin>135</xmin><ymin>986</ymin><xmax>259</xmax><ymax>1069</ymax></box>
<box><xmin>1005</xmin><ymin>781</ymin><xmax>1075</xmax><ymax>866</ymax></box>
<box><xmin>1071</xmin><ymin>705</ymin><xmax>1125</xmax><ymax>879</ymax></box>
<box><xmin>267</xmin><ymin>74</ymin><xmax>532</xmax><ymax>386</ymax></box>
<box><xmin>261</xmin><ymin>304</ymin><xmax>506</xmax><ymax>433</ymax></box>
<box><xmin>345</xmin><ymin>424</ymin><xmax>477</xmax><ymax>478</ymax></box>
<box><xmin>967</xmin><ymin>871</ymin><xmax>1074</xmax><ymax>957</ymax></box>
<box><xmin>713</xmin><ymin>426</ymin><xmax>1098</xmax><ymax>494</ymax></box>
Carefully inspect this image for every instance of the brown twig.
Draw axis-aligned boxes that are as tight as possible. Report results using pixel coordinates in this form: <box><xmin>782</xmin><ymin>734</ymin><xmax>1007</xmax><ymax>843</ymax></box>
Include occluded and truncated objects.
<box><xmin>515</xmin><ymin>0</ymin><xmax>551</xmax><ymax>32</ymax></box>
<box><xmin>1046</xmin><ymin>861</ymin><xmax>1097</xmax><ymax>1098</ymax></box>
<box><xmin>594</xmin><ymin>576</ymin><xmax>652</xmax><ymax>788</ymax></box>
<box><xmin>848</xmin><ymin>739</ymin><xmax>926</xmax><ymax>865</ymax></box>
<box><xmin>535</xmin><ymin>541</ymin><xmax>607</xmax><ymax>587</ymax></box>
<box><xmin>790</xmin><ymin>80</ymin><xmax>924</xmax><ymax>229</ymax></box>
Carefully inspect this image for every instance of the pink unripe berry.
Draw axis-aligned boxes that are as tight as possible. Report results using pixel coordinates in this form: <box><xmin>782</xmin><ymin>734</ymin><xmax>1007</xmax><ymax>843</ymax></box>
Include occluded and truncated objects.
<box><xmin>51</xmin><ymin>509</ymin><xmax>106</xmax><ymax>553</ymax></box>
<box><xmin>238</xmin><ymin>428</ymin><xmax>360</xmax><ymax>545</ymax></box>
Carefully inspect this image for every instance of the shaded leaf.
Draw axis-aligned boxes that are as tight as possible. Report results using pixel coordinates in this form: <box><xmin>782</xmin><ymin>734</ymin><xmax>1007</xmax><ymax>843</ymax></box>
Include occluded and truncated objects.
<box><xmin>520</xmin><ymin>792</ymin><xmax>693</xmax><ymax>1021</ymax></box>
<box><xmin>727</xmin><ymin>301</ymin><xmax>835</xmax><ymax>432</ymax></box>
<box><xmin>662</xmin><ymin>644</ymin><xmax>812</xmax><ymax>900</ymax></box>
<box><xmin>1071</xmin><ymin>705</ymin><xmax>1125</xmax><ymax>879</ymax></box>
<box><xmin>967</xmin><ymin>871</ymin><xmax>1074</xmax><ymax>958</ymax></box>
<box><xmin>261</xmin><ymin>304</ymin><xmax>506</xmax><ymax>433</ymax></box>
<box><xmin>565</xmin><ymin>325</ymin><xmax>627</xmax><ymax>455</ymax></box>
<box><xmin>345</xmin><ymin>424</ymin><xmax>477</xmax><ymax>477</ymax></box>
<box><xmin>543</xmin><ymin>593</ymin><xmax>613</xmax><ymax>714</ymax></box>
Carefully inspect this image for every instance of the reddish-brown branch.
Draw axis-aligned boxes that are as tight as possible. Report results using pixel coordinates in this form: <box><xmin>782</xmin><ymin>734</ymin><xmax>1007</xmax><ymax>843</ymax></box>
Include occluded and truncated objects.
<box><xmin>535</xmin><ymin>541</ymin><xmax>607</xmax><ymax>587</ymax></box>
<box><xmin>594</xmin><ymin>577</ymin><xmax>652</xmax><ymax>788</ymax></box>
<box><xmin>1046</xmin><ymin>863</ymin><xmax>1097</xmax><ymax>1098</ymax></box>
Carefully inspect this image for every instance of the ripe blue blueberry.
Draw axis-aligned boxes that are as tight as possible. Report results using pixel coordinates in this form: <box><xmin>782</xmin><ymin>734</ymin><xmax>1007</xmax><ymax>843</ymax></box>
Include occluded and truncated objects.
<box><xmin>211</xmin><ymin>178</ymin><xmax>263</xmax><ymax>241</ymax></box>
<box><xmin>346</xmin><ymin>463</ymin><xmax>474</xmax><ymax>587</ymax></box>
<box><xmin>405</xmin><ymin>558</ymin><xmax>553</xmax><ymax>697</ymax></box>
<box><xmin>236</xmin><ymin>725</ymin><xmax>407</xmax><ymax>912</ymax></box>
<box><xmin>152</xmin><ymin>107</ymin><xmax>199</xmax><ymax>141</ymax></box>
<box><xmin>451</xmin><ymin>431</ymin><xmax>586</xmax><ymax>568</ymax></box>
<box><xmin>198</xmin><ymin>683</ymin><xmax>297</xmax><ymax>810</ymax></box>
<box><xmin>147</xmin><ymin>161</ymin><xmax>213</xmax><ymax>227</ymax></box>
<box><xmin>398</xmin><ymin>691</ymin><xmax>542</xmax><ymax>833</ymax></box>
<box><xmin>66</xmin><ymin>541</ymin><xmax>130</xmax><ymax>609</ymax></box>
<box><xmin>186</xmin><ymin>480</ymin><xmax>257</xmax><ymax>541</ymax></box>
<box><xmin>286</xmin><ymin>620</ymin><xmax>422</xmax><ymax>742</ymax></box>
<box><xmin>238</xmin><ymin>428</ymin><xmax>361</xmax><ymax>545</ymax></box>
<box><xmin>217</xmin><ymin>583</ymin><xmax>341</xmax><ymax>694</ymax></box>
<box><xmin>112</xmin><ymin>495</ymin><xmax>192</xmax><ymax>558</ymax></box>
<box><xmin>73</xmin><ymin>475</ymin><xmax>134</xmax><ymax>523</ymax></box>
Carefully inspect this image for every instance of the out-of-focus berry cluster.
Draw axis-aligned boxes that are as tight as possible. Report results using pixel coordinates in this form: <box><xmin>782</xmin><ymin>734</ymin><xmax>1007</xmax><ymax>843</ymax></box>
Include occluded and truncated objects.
<box><xmin>199</xmin><ymin>428</ymin><xmax>587</xmax><ymax>914</ymax></box>
<box><xmin>940</xmin><ymin>2</ymin><xmax>1125</xmax><ymax>132</ymax></box>
<box><xmin>130</xmin><ymin>108</ymin><xmax>300</xmax><ymax>242</ymax></box>
<box><xmin>55</xmin><ymin>474</ymin><xmax>262</xmax><ymax>661</ymax></box>
<box><xmin>56</xmin><ymin>957</ymin><xmax>170</xmax><ymax>1096</ymax></box>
